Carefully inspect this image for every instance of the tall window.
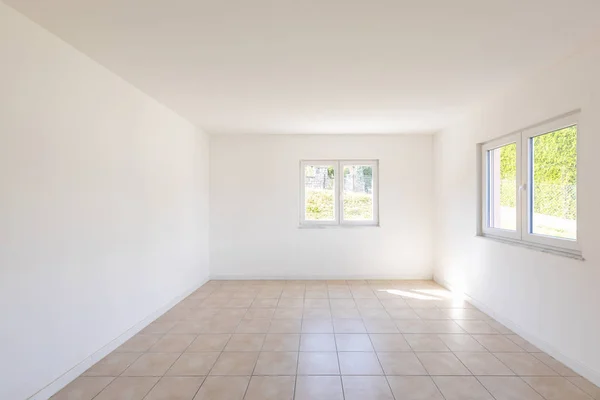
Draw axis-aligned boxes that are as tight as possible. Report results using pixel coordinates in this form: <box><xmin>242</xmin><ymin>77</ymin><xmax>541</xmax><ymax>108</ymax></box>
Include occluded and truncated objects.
<box><xmin>481</xmin><ymin>113</ymin><xmax>578</xmax><ymax>253</ymax></box>
<box><xmin>300</xmin><ymin>160</ymin><xmax>379</xmax><ymax>226</ymax></box>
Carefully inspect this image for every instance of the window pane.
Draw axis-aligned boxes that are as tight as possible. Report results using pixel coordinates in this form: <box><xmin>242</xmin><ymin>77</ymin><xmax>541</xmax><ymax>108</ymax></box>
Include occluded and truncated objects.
<box><xmin>343</xmin><ymin>165</ymin><xmax>373</xmax><ymax>220</ymax></box>
<box><xmin>304</xmin><ymin>165</ymin><xmax>335</xmax><ymax>220</ymax></box>
<box><xmin>530</xmin><ymin>126</ymin><xmax>577</xmax><ymax>239</ymax></box>
<box><xmin>487</xmin><ymin>143</ymin><xmax>517</xmax><ymax>230</ymax></box>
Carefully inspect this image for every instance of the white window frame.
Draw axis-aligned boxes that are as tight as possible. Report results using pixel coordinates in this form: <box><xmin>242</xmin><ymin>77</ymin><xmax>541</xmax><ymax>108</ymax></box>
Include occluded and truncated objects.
<box><xmin>300</xmin><ymin>159</ymin><xmax>379</xmax><ymax>227</ymax></box>
<box><xmin>480</xmin><ymin>112</ymin><xmax>579</xmax><ymax>254</ymax></box>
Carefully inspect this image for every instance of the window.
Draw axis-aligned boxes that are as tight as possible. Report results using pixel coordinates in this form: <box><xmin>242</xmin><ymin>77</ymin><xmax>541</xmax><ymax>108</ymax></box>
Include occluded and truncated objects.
<box><xmin>300</xmin><ymin>160</ymin><xmax>378</xmax><ymax>226</ymax></box>
<box><xmin>480</xmin><ymin>113</ymin><xmax>579</xmax><ymax>253</ymax></box>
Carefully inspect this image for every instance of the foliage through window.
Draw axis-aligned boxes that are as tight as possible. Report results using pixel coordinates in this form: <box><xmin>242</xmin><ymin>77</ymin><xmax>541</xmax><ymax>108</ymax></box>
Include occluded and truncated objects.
<box><xmin>301</xmin><ymin>160</ymin><xmax>378</xmax><ymax>226</ymax></box>
<box><xmin>481</xmin><ymin>113</ymin><xmax>579</xmax><ymax>253</ymax></box>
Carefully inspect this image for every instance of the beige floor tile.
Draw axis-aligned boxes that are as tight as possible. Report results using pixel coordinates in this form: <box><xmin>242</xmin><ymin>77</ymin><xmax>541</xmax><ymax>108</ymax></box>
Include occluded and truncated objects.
<box><xmin>438</xmin><ymin>334</ymin><xmax>487</xmax><ymax>352</ymax></box>
<box><xmin>209</xmin><ymin>352</ymin><xmax>258</xmax><ymax>375</ymax></box>
<box><xmin>300</xmin><ymin>333</ymin><xmax>336</xmax><ymax>351</ymax></box>
<box><xmin>252</xmin><ymin>298</ymin><xmax>279</xmax><ymax>308</ymax></box>
<box><xmin>171</xmin><ymin>321</ymin><xmax>206</xmax><ymax>334</ymax></box>
<box><xmin>202</xmin><ymin>318</ymin><xmax>239</xmax><ymax>334</ymax></box>
<box><xmin>380</xmin><ymin>299</ymin><xmax>410</xmax><ymax>309</ymax></box>
<box><xmin>338</xmin><ymin>352</ymin><xmax>384</xmax><ymax>375</ymax></box>
<box><xmin>495</xmin><ymin>353</ymin><xmax>558</xmax><ymax>376</ymax></box>
<box><xmin>332</xmin><ymin>308</ymin><xmax>362</xmax><ymax>318</ymax></box>
<box><xmin>364</xmin><ymin>318</ymin><xmax>400</xmax><ymax>333</ymax></box>
<box><xmin>416</xmin><ymin>352</ymin><xmax>471</xmax><ymax>376</ymax></box>
<box><xmin>298</xmin><ymin>352</ymin><xmax>340</xmax><ymax>375</ymax></box>
<box><xmin>370</xmin><ymin>334</ymin><xmax>412</xmax><ymax>352</ymax></box>
<box><xmin>144</xmin><ymin>376</ymin><xmax>204</xmax><ymax>400</ymax></box>
<box><xmin>444</xmin><ymin>309</ymin><xmax>488</xmax><ymax>320</ymax></box>
<box><xmin>423</xmin><ymin>320</ymin><xmax>466</xmax><ymax>334</ymax></box>
<box><xmin>523</xmin><ymin>377</ymin><xmax>592</xmax><ymax>400</ymax></box>
<box><xmin>505</xmin><ymin>335</ymin><xmax>541</xmax><ymax>352</ymax></box>
<box><xmin>405</xmin><ymin>334</ymin><xmax>450</xmax><ymax>352</ymax></box>
<box><xmin>269</xmin><ymin>319</ymin><xmax>302</xmax><ymax>333</ymax></box>
<box><xmin>533</xmin><ymin>353</ymin><xmax>579</xmax><ymax>376</ymax></box>
<box><xmin>149</xmin><ymin>334</ymin><xmax>196</xmax><ymax>352</ymax></box>
<box><xmin>303</xmin><ymin>308</ymin><xmax>332</xmax><ymax>318</ymax></box>
<box><xmin>388</xmin><ymin>309</ymin><xmax>420</xmax><ymax>319</ymax></box>
<box><xmin>455</xmin><ymin>352</ymin><xmax>514</xmax><ymax>376</ymax></box>
<box><xmin>486</xmin><ymin>321</ymin><xmax>513</xmax><ymax>334</ymax></box>
<box><xmin>193</xmin><ymin>376</ymin><xmax>249</xmax><ymax>400</ymax></box>
<box><xmin>224</xmin><ymin>334</ymin><xmax>265</xmax><ymax>351</ymax></box>
<box><xmin>84</xmin><ymin>353</ymin><xmax>141</xmax><ymax>377</ymax></box>
<box><xmin>455</xmin><ymin>321</ymin><xmax>498</xmax><ymax>334</ymax></box>
<box><xmin>473</xmin><ymin>335</ymin><xmax>525</xmax><ymax>352</ymax></box>
<box><xmin>377</xmin><ymin>352</ymin><xmax>427</xmax><ymax>375</ymax></box>
<box><xmin>262</xmin><ymin>334</ymin><xmax>300</xmax><ymax>351</ymax></box>
<box><xmin>244</xmin><ymin>376</ymin><xmax>295</xmax><ymax>400</ymax></box>
<box><xmin>387</xmin><ymin>376</ymin><xmax>444</xmax><ymax>400</ymax></box>
<box><xmin>432</xmin><ymin>376</ymin><xmax>493</xmax><ymax>400</ymax></box>
<box><xmin>568</xmin><ymin>377</ymin><xmax>600</xmax><ymax>399</ymax></box>
<box><xmin>360</xmin><ymin>308</ymin><xmax>392</xmax><ymax>319</ymax></box>
<box><xmin>478</xmin><ymin>376</ymin><xmax>544</xmax><ymax>400</ymax></box>
<box><xmin>187</xmin><ymin>334</ymin><xmax>231</xmax><ymax>352</ymax></box>
<box><xmin>333</xmin><ymin>318</ymin><xmax>367</xmax><ymax>333</ymax></box>
<box><xmin>116</xmin><ymin>334</ymin><xmax>162</xmax><ymax>352</ymax></box>
<box><xmin>395</xmin><ymin>320</ymin><xmax>430</xmax><ymax>334</ymax></box>
<box><xmin>302</xmin><ymin>319</ymin><xmax>334</xmax><ymax>333</ymax></box>
<box><xmin>335</xmin><ymin>334</ymin><xmax>374</xmax><ymax>351</ymax></box>
<box><xmin>244</xmin><ymin>308</ymin><xmax>275</xmax><ymax>319</ymax></box>
<box><xmin>51</xmin><ymin>281</ymin><xmax>598</xmax><ymax>400</ymax></box>
<box><xmin>356</xmin><ymin>298</ymin><xmax>384</xmax><ymax>308</ymax></box>
<box><xmin>167</xmin><ymin>352</ymin><xmax>219</xmax><ymax>376</ymax></box>
<box><xmin>226</xmin><ymin>298</ymin><xmax>253</xmax><ymax>308</ymax></box>
<box><xmin>304</xmin><ymin>299</ymin><xmax>330</xmax><ymax>308</ymax></box>
<box><xmin>273</xmin><ymin>308</ymin><xmax>304</xmax><ymax>319</ymax></box>
<box><xmin>330</xmin><ymin>298</ymin><xmax>357</xmax><ymax>308</ymax></box>
<box><xmin>254</xmin><ymin>352</ymin><xmax>298</xmax><ymax>375</ymax></box>
<box><xmin>94</xmin><ymin>377</ymin><xmax>159</xmax><ymax>400</ymax></box>
<box><xmin>51</xmin><ymin>377</ymin><xmax>114</xmax><ymax>400</ymax></box>
<box><xmin>278</xmin><ymin>298</ymin><xmax>304</xmax><ymax>308</ymax></box>
<box><xmin>235</xmin><ymin>319</ymin><xmax>271</xmax><ymax>333</ymax></box>
<box><xmin>141</xmin><ymin>320</ymin><xmax>178</xmax><ymax>334</ymax></box>
<box><xmin>295</xmin><ymin>376</ymin><xmax>344</xmax><ymax>400</ymax></box>
<box><xmin>342</xmin><ymin>376</ymin><xmax>394</xmax><ymax>400</ymax></box>
<box><xmin>305</xmin><ymin>289</ymin><xmax>329</xmax><ymax>299</ymax></box>
<box><xmin>415</xmin><ymin>309</ymin><xmax>453</xmax><ymax>320</ymax></box>
<box><xmin>122</xmin><ymin>353</ymin><xmax>180</xmax><ymax>376</ymax></box>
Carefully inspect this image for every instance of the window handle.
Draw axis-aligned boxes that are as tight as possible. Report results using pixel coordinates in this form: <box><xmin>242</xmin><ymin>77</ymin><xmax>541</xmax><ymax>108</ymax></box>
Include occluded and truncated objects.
<box><xmin>518</xmin><ymin>184</ymin><xmax>527</xmax><ymax>194</ymax></box>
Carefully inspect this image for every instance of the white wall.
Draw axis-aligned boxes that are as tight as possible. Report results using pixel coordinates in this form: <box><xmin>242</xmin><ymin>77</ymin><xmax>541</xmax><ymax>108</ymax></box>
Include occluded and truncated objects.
<box><xmin>210</xmin><ymin>134</ymin><xmax>434</xmax><ymax>279</ymax></box>
<box><xmin>0</xmin><ymin>4</ymin><xmax>210</xmax><ymax>399</ymax></box>
<box><xmin>433</xmin><ymin>40</ymin><xmax>600</xmax><ymax>385</ymax></box>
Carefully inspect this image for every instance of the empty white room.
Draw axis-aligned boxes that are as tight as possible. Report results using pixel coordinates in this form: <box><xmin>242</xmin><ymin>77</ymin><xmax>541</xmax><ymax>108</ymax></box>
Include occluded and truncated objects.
<box><xmin>1</xmin><ymin>1</ymin><xmax>600</xmax><ymax>399</ymax></box>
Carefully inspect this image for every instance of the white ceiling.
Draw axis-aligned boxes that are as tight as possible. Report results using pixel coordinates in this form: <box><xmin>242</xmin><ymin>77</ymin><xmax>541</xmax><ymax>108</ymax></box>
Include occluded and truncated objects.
<box><xmin>5</xmin><ymin>0</ymin><xmax>600</xmax><ymax>134</ymax></box>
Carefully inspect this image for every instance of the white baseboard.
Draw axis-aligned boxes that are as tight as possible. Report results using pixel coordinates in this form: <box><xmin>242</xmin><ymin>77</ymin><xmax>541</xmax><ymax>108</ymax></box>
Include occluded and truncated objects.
<box><xmin>28</xmin><ymin>277</ymin><xmax>210</xmax><ymax>400</ymax></box>
<box><xmin>435</xmin><ymin>276</ymin><xmax>600</xmax><ymax>388</ymax></box>
<box><xmin>210</xmin><ymin>273</ymin><xmax>433</xmax><ymax>281</ymax></box>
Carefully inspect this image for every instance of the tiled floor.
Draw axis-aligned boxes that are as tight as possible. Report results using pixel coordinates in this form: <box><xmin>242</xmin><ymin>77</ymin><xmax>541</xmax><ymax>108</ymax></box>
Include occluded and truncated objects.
<box><xmin>52</xmin><ymin>280</ymin><xmax>600</xmax><ymax>400</ymax></box>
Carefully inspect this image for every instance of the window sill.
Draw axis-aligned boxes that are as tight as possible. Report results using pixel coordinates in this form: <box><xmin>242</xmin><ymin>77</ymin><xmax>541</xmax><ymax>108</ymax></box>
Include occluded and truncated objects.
<box><xmin>475</xmin><ymin>234</ymin><xmax>584</xmax><ymax>261</ymax></box>
<box><xmin>299</xmin><ymin>224</ymin><xmax>380</xmax><ymax>229</ymax></box>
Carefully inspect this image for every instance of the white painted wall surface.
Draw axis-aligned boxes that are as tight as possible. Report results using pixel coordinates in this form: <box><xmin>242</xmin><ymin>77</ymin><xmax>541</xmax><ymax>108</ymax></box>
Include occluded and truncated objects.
<box><xmin>210</xmin><ymin>134</ymin><xmax>434</xmax><ymax>279</ymax></box>
<box><xmin>433</xmin><ymin>40</ymin><xmax>600</xmax><ymax>385</ymax></box>
<box><xmin>0</xmin><ymin>4</ymin><xmax>210</xmax><ymax>399</ymax></box>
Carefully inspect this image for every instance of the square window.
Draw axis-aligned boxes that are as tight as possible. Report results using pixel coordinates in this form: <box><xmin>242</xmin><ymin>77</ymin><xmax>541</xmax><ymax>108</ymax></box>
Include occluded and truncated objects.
<box><xmin>301</xmin><ymin>160</ymin><xmax>378</xmax><ymax>226</ymax></box>
<box><xmin>486</xmin><ymin>143</ymin><xmax>517</xmax><ymax>231</ymax></box>
<box><xmin>480</xmin><ymin>112</ymin><xmax>579</xmax><ymax>254</ymax></box>
<box><xmin>303</xmin><ymin>164</ymin><xmax>336</xmax><ymax>222</ymax></box>
<box><xmin>529</xmin><ymin>126</ymin><xmax>577</xmax><ymax>240</ymax></box>
<box><xmin>342</xmin><ymin>164</ymin><xmax>375</xmax><ymax>222</ymax></box>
